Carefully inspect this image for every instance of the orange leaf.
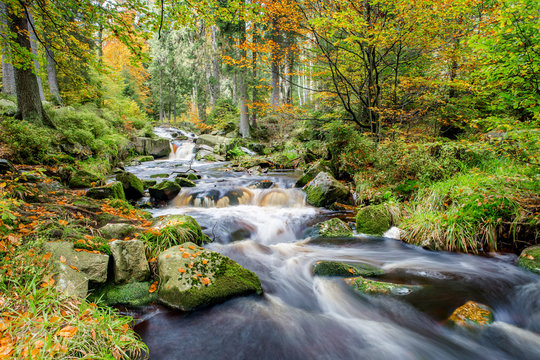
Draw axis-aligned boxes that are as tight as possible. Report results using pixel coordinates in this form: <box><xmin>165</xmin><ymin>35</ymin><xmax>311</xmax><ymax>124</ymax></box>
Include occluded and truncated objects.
<box><xmin>188</xmin><ymin>245</ymin><xmax>195</xmax><ymax>250</ymax></box>
<box><xmin>69</xmin><ymin>265</ymin><xmax>80</xmax><ymax>272</ymax></box>
<box><xmin>348</xmin><ymin>268</ymin><xmax>354</xmax><ymax>274</ymax></box>
<box><xmin>202</xmin><ymin>260</ymin><xmax>208</xmax><ymax>265</ymax></box>
<box><xmin>148</xmin><ymin>281</ymin><xmax>158</xmax><ymax>293</ymax></box>
<box><xmin>56</xmin><ymin>325</ymin><xmax>77</xmax><ymax>338</ymax></box>
<box><xmin>59</xmin><ymin>256</ymin><xmax>66</xmax><ymax>263</ymax></box>
<box><xmin>178</xmin><ymin>268</ymin><xmax>185</xmax><ymax>273</ymax></box>
<box><xmin>58</xmin><ymin>220</ymin><xmax>68</xmax><ymax>226</ymax></box>
<box><xmin>42</xmin><ymin>252</ymin><xmax>52</xmax><ymax>261</ymax></box>
<box><xmin>201</xmin><ymin>277</ymin><xmax>210</xmax><ymax>285</ymax></box>
<box><xmin>182</xmin><ymin>253</ymin><xmax>190</xmax><ymax>258</ymax></box>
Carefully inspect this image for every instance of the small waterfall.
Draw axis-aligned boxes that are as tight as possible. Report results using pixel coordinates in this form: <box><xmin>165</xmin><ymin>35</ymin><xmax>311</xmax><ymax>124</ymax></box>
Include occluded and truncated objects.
<box><xmin>169</xmin><ymin>141</ymin><xmax>196</xmax><ymax>161</ymax></box>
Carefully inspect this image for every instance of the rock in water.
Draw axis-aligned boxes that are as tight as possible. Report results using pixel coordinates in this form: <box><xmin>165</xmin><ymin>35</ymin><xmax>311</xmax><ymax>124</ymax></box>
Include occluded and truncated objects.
<box><xmin>517</xmin><ymin>245</ymin><xmax>540</xmax><ymax>274</ymax></box>
<box><xmin>355</xmin><ymin>204</ymin><xmax>395</xmax><ymax>236</ymax></box>
<box><xmin>133</xmin><ymin>137</ymin><xmax>170</xmax><ymax>158</ymax></box>
<box><xmin>481</xmin><ymin>322</ymin><xmax>540</xmax><ymax>360</ymax></box>
<box><xmin>303</xmin><ymin>172</ymin><xmax>349</xmax><ymax>207</ymax></box>
<box><xmin>116</xmin><ymin>172</ymin><xmax>145</xmax><ymax>200</ymax></box>
<box><xmin>157</xmin><ymin>242</ymin><xmax>262</xmax><ymax>311</ymax></box>
<box><xmin>316</xmin><ymin>218</ymin><xmax>353</xmax><ymax>237</ymax></box>
<box><xmin>345</xmin><ymin>276</ymin><xmax>421</xmax><ymax>296</ymax></box>
<box><xmin>295</xmin><ymin>161</ymin><xmax>331</xmax><ymax>188</ymax></box>
<box><xmin>149</xmin><ymin>180</ymin><xmax>181</xmax><ymax>202</ymax></box>
<box><xmin>313</xmin><ymin>261</ymin><xmax>384</xmax><ymax>277</ymax></box>
<box><xmin>175</xmin><ymin>177</ymin><xmax>196</xmax><ymax>187</ymax></box>
<box><xmin>448</xmin><ymin>301</ymin><xmax>494</xmax><ymax>328</ymax></box>
<box><xmin>110</xmin><ymin>240</ymin><xmax>151</xmax><ymax>284</ymax></box>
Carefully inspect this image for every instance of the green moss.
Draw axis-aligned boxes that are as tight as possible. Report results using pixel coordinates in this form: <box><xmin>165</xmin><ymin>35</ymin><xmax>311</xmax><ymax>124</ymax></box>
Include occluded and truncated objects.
<box><xmin>175</xmin><ymin>177</ymin><xmax>196</xmax><ymax>187</ymax></box>
<box><xmin>346</xmin><ymin>276</ymin><xmax>421</xmax><ymax>295</ymax></box>
<box><xmin>356</xmin><ymin>204</ymin><xmax>393</xmax><ymax>236</ymax></box>
<box><xmin>187</xmin><ymin>173</ymin><xmax>199</xmax><ymax>181</ymax></box>
<box><xmin>150</xmin><ymin>173</ymin><xmax>169</xmax><ymax>178</ymax></box>
<box><xmin>517</xmin><ymin>245</ymin><xmax>540</xmax><ymax>274</ymax></box>
<box><xmin>69</xmin><ymin>170</ymin><xmax>102</xmax><ymax>189</ymax></box>
<box><xmin>317</xmin><ymin>218</ymin><xmax>353</xmax><ymax>237</ymax></box>
<box><xmin>313</xmin><ymin>261</ymin><xmax>384</xmax><ymax>277</ymax></box>
<box><xmin>85</xmin><ymin>182</ymin><xmax>125</xmax><ymax>201</ymax></box>
<box><xmin>448</xmin><ymin>301</ymin><xmax>494</xmax><ymax>328</ymax></box>
<box><xmin>305</xmin><ymin>185</ymin><xmax>326</xmax><ymax>207</ymax></box>
<box><xmin>115</xmin><ymin>172</ymin><xmax>144</xmax><ymax>199</ymax></box>
<box><xmin>143</xmin><ymin>180</ymin><xmax>157</xmax><ymax>189</ymax></box>
<box><xmin>295</xmin><ymin>161</ymin><xmax>331</xmax><ymax>187</ymax></box>
<box><xmin>91</xmin><ymin>282</ymin><xmax>157</xmax><ymax>306</ymax></box>
<box><xmin>148</xmin><ymin>180</ymin><xmax>181</xmax><ymax>202</ymax></box>
<box><xmin>137</xmin><ymin>155</ymin><xmax>154</xmax><ymax>162</ymax></box>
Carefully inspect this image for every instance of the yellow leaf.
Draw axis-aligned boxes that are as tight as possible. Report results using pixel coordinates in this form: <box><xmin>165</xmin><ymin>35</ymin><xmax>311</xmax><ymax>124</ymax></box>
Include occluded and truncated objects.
<box><xmin>57</xmin><ymin>325</ymin><xmax>77</xmax><ymax>338</ymax></box>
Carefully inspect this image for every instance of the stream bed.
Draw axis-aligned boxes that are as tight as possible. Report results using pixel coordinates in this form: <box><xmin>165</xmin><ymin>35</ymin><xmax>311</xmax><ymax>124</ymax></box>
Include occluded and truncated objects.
<box><xmin>128</xmin><ymin>128</ymin><xmax>540</xmax><ymax>360</ymax></box>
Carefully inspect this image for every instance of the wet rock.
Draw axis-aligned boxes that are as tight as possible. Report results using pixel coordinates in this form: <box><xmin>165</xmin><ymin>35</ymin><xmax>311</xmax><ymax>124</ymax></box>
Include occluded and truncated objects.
<box><xmin>196</xmin><ymin>150</ymin><xmax>225</xmax><ymax>162</ymax></box>
<box><xmin>175</xmin><ymin>177</ymin><xmax>196</xmax><ymax>187</ymax></box>
<box><xmin>313</xmin><ymin>261</ymin><xmax>384</xmax><ymax>277</ymax></box>
<box><xmin>176</xmin><ymin>172</ymin><xmax>201</xmax><ymax>180</ymax></box>
<box><xmin>149</xmin><ymin>180</ymin><xmax>181</xmax><ymax>202</ymax></box>
<box><xmin>151</xmin><ymin>215</ymin><xmax>208</xmax><ymax>246</ymax></box>
<box><xmin>143</xmin><ymin>179</ymin><xmax>157</xmax><ymax>189</ymax></box>
<box><xmin>196</xmin><ymin>134</ymin><xmax>232</xmax><ymax>149</ymax></box>
<box><xmin>157</xmin><ymin>242</ymin><xmax>262</xmax><ymax>311</ymax></box>
<box><xmin>133</xmin><ymin>137</ymin><xmax>170</xmax><ymax>158</ymax></box>
<box><xmin>517</xmin><ymin>245</ymin><xmax>540</xmax><ymax>274</ymax></box>
<box><xmin>110</xmin><ymin>240</ymin><xmax>150</xmax><ymax>284</ymax></box>
<box><xmin>91</xmin><ymin>281</ymin><xmax>157</xmax><ymax>307</ymax></box>
<box><xmin>85</xmin><ymin>182</ymin><xmax>125</xmax><ymax>200</ymax></box>
<box><xmin>150</xmin><ymin>173</ymin><xmax>169</xmax><ymax>178</ymax></box>
<box><xmin>68</xmin><ymin>169</ymin><xmax>102</xmax><ymax>189</ymax></box>
<box><xmin>356</xmin><ymin>204</ymin><xmax>396</xmax><ymax>236</ymax></box>
<box><xmin>316</xmin><ymin>218</ymin><xmax>353</xmax><ymax>238</ymax></box>
<box><xmin>303</xmin><ymin>172</ymin><xmax>349</xmax><ymax>207</ymax></box>
<box><xmin>481</xmin><ymin>322</ymin><xmax>540</xmax><ymax>360</ymax></box>
<box><xmin>116</xmin><ymin>172</ymin><xmax>145</xmax><ymax>200</ymax></box>
<box><xmin>137</xmin><ymin>155</ymin><xmax>154</xmax><ymax>162</ymax></box>
<box><xmin>448</xmin><ymin>301</ymin><xmax>494</xmax><ymax>328</ymax></box>
<box><xmin>100</xmin><ymin>223</ymin><xmax>140</xmax><ymax>240</ymax></box>
<box><xmin>295</xmin><ymin>161</ymin><xmax>332</xmax><ymax>188</ymax></box>
<box><xmin>248</xmin><ymin>180</ymin><xmax>274</xmax><ymax>189</ymax></box>
<box><xmin>345</xmin><ymin>276</ymin><xmax>421</xmax><ymax>296</ymax></box>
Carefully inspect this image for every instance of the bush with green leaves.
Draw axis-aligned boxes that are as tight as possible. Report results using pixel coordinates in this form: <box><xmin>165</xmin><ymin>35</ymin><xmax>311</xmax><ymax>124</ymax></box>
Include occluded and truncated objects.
<box><xmin>208</xmin><ymin>98</ymin><xmax>239</xmax><ymax>132</ymax></box>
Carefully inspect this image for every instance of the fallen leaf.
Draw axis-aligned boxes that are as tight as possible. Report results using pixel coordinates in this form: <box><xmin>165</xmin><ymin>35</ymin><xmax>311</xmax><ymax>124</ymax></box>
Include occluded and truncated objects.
<box><xmin>348</xmin><ymin>268</ymin><xmax>354</xmax><ymax>274</ymax></box>
<box><xmin>59</xmin><ymin>256</ymin><xmax>66</xmax><ymax>263</ymax></box>
<box><xmin>165</xmin><ymin>254</ymin><xmax>170</xmax><ymax>259</ymax></box>
<box><xmin>56</xmin><ymin>325</ymin><xmax>77</xmax><ymax>338</ymax></box>
<box><xmin>58</xmin><ymin>220</ymin><xmax>68</xmax><ymax>226</ymax></box>
<box><xmin>201</xmin><ymin>278</ymin><xmax>210</xmax><ymax>285</ymax></box>
<box><xmin>69</xmin><ymin>265</ymin><xmax>80</xmax><ymax>272</ymax></box>
<box><xmin>202</xmin><ymin>260</ymin><xmax>208</xmax><ymax>265</ymax></box>
<box><xmin>182</xmin><ymin>253</ymin><xmax>190</xmax><ymax>258</ymax></box>
<box><xmin>178</xmin><ymin>268</ymin><xmax>185</xmax><ymax>273</ymax></box>
<box><xmin>188</xmin><ymin>245</ymin><xmax>195</xmax><ymax>250</ymax></box>
<box><xmin>148</xmin><ymin>281</ymin><xmax>158</xmax><ymax>293</ymax></box>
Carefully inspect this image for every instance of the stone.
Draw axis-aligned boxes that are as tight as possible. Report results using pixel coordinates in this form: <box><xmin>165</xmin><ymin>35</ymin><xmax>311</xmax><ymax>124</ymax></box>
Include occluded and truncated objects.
<box><xmin>115</xmin><ymin>172</ymin><xmax>145</xmax><ymax>200</ymax></box>
<box><xmin>176</xmin><ymin>173</ymin><xmax>201</xmax><ymax>180</ymax></box>
<box><xmin>68</xmin><ymin>169</ymin><xmax>102</xmax><ymax>189</ymax></box>
<box><xmin>196</xmin><ymin>134</ymin><xmax>232</xmax><ymax>149</ymax></box>
<box><xmin>100</xmin><ymin>223</ymin><xmax>139</xmax><ymax>240</ymax></box>
<box><xmin>133</xmin><ymin>137</ymin><xmax>171</xmax><ymax>158</ymax></box>
<box><xmin>151</xmin><ymin>215</ymin><xmax>208</xmax><ymax>246</ymax></box>
<box><xmin>149</xmin><ymin>180</ymin><xmax>181</xmax><ymax>202</ymax></box>
<box><xmin>157</xmin><ymin>242</ymin><xmax>262</xmax><ymax>311</ymax></box>
<box><xmin>316</xmin><ymin>218</ymin><xmax>353</xmax><ymax>237</ymax></box>
<box><xmin>85</xmin><ymin>182</ymin><xmax>126</xmax><ymax>200</ymax></box>
<box><xmin>295</xmin><ymin>161</ymin><xmax>332</xmax><ymax>188</ymax></box>
<box><xmin>150</xmin><ymin>173</ymin><xmax>169</xmax><ymax>178</ymax></box>
<box><xmin>110</xmin><ymin>240</ymin><xmax>151</xmax><ymax>284</ymax></box>
<box><xmin>91</xmin><ymin>281</ymin><xmax>157</xmax><ymax>307</ymax></box>
<box><xmin>0</xmin><ymin>99</ymin><xmax>17</xmax><ymax>116</ymax></box>
<box><xmin>137</xmin><ymin>155</ymin><xmax>154</xmax><ymax>162</ymax></box>
<box><xmin>143</xmin><ymin>179</ymin><xmax>157</xmax><ymax>189</ymax></box>
<box><xmin>517</xmin><ymin>245</ymin><xmax>540</xmax><ymax>274</ymax></box>
<box><xmin>481</xmin><ymin>322</ymin><xmax>540</xmax><ymax>360</ymax></box>
<box><xmin>448</xmin><ymin>301</ymin><xmax>494</xmax><ymax>328</ymax></box>
<box><xmin>313</xmin><ymin>261</ymin><xmax>384</xmax><ymax>277</ymax></box>
<box><xmin>175</xmin><ymin>177</ymin><xmax>196</xmax><ymax>187</ymax></box>
<box><xmin>345</xmin><ymin>276</ymin><xmax>422</xmax><ymax>296</ymax></box>
<box><xmin>356</xmin><ymin>204</ymin><xmax>395</xmax><ymax>236</ymax></box>
<box><xmin>248</xmin><ymin>180</ymin><xmax>274</xmax><ymax>189</ymax></box>
<box><xmin>0</xmin><ymin>159</ymin><xmax>18</xmax><ymax>175</ymax></box>
<box><xmin>303</xmin><ymin>172</ymin><xmax>349</xmax><ymax>207</ymax></box>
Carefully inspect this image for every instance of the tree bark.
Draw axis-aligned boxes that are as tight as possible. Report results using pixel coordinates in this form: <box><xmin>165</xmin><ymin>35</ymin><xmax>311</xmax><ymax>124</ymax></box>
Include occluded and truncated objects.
<box><xmin>270</xmin><ymin>17</ymin><xmax>281</xmax><ymax>106</ymax></box>
<box><xmin>0</xmin><ymin>2</ymin><xmax>15</xmax><ymax>95</ymax></box>
<box><xmin>45</xmin><ymin>46</ymin><xmax>62</xmax><ymax>105</ymax></box>
<box><xmin>239</xmin><ymin>22</ymin><xmax>250</xmax><ymax>138</ymax></box>
<box><xmin>27</xmin><ymin>12</ymin><xmax>44</xmax><ymax>101</ymax></box>
<box><xmin>209</xmin><ymin>25</ymin><xmax>220</xmax><ymax>107</ymax></box>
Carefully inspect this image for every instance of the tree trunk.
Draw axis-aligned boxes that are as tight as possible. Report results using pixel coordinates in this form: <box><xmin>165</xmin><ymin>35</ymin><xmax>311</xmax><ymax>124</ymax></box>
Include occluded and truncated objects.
<box><xmin>8</xmin><ymin>6</ymin><xmax>47</xmax><ymax>124</ymax></box>
<box><xmin>239</xmin><ymin>22</ymin><xmax>250</xmax><ymax>138</ymax></box>
<box><xmin>27</xmin><ymin>12</ymin><xmax>44</xmax><ymax>102</ymax></box>
<box><xmin>209</xmin><ymin>25</ymin><xmax>220</xmax><ymax>107</ymax></box>
<box><xmin>0</xmin><ymin>2</ymin><xmax>15</xmax><ymax>95</ymax></box>
<box><xmin>250</xmin><ymin>49</ymin><xmax>257</xmax><ymax>127</ymax></box>
<box><xmin>45</xmin><ymin>46</ymin><xmax>62</xmax><ymax>105</ymax></box>
<box><xmin>159</xmin><ymin>68</ymin><xmax>163</xmax><ymax>123</ymax></box>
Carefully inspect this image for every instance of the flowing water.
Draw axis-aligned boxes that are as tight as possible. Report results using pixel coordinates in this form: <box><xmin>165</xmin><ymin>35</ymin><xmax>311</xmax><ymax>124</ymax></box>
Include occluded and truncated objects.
<box><xmin>130</xmin><ymin>127</ymin><xmax>540</xmax><ymax>360</ymax></box>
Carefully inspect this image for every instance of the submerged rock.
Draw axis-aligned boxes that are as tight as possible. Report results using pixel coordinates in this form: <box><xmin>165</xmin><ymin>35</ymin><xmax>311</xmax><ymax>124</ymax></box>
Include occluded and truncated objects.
<box><xmin>295</xmin><ymin>161</ymin><xmax>332</xmax><ymax>188</ymax></box>
<box><xmin>91</xmin><ymin>281</ymin><xmax>157</xmax><ymax>307</ymax></box>
<box><xmin>303</xmin><ymin>172</ymin><xmax>349</xmax><ymax>207</ymax></box>
<box><xmin>517</xmin><ymin>245</ymin><xmax>540</xmax><ymax>274</ymax></box>
<box><xmin>86</xmin><ymin>181</ymin><xmax>125</xmax><ymax>201</ymax></box>
<box><xmin>356</xmin><ymin>204</ymin><xmax>395</xmax><ymax>236</ymax></box>
<box><xmin>313</xmin><ymin>261</ymin><xmax>384</xmax><ymax>277</ymax></box>
<box><xmin>345</xmin><ymin>276</ymin><xmax>421</xmax><ymax>296</ymax></box>
<box><xmin>157</xmin><ymin>242</ymin><xmax>262</xmax><ymax>311</ymax></box>
<box><xmin>175</xmin><ymin>177</ymin><xmax>196</xmax><ymax>187</ymax></box>
<box><xmin>448</xmin><ymin>301</ymin><xmax>494</xmax><ymax>328</ymax></box>
<box><xmin>116</xmin><ymin>172</ymin><xmax>145</xmax><ymax>200</ymax></box>
<box><xmin>149</xmin><ymin>180</ymin><xmax>181</xmax><ymax>202</ymax></box>
<box><xmin>110</xmin><ymin>240</ymin><xmax>150</xmax><ymax>284</ymax></box>
<box><xmin>316</xmin><ymin>218</ymin><xmax>353</xmax><ymax>238</ymax></box>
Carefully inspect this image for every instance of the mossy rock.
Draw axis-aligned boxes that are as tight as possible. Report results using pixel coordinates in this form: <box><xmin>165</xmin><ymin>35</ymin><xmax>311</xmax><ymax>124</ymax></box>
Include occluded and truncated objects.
<box><xmin>91</xmin><ymin>281</ymin><xmax>157</xmax><ymax>307</ymax></box>
<box><xmin>150</xmin><ymin>173</ymin><xmax>169</xmax><ymax>178</ymax></box>
<box><xmin>316</xmin><ymin>218</ymin><xmax>353</xmax><ymax>237</ymax></box>
<box><xmin>345</xmin><ymin>276</ymin><xmax>422</xmax><ymax>296</ymax></box>
<box><xmin>517</xmin><ymin>245</ymin><xmax>540</xmax><ymax>274</ymax></box>
<box><xmin>303</xmin><ymin>172</ymin><xmax>349</xmax><ymax>208</ymax></box>
<box><xmin>149</xmin><ymin>180</ymin><xmax>181</xmax><ymax>202</ymax></box>
<box><xmin>447</xmin><ymin>301</ymin><xmax>494</xmax><ymax>328</ymax></box>
<box><xmin>143</xmin><ymin>179</ymin><xmax>157</xmax><ymax>189</ymax></box>
<box><xmin>115</xmin><ymin>172</ymin><xmax>144</xmax><ymax>200</ymax></box>
<box><xmin>295</xmin><ymin>161</ymin><xmax>331</xmax><ymax>188</ymax></box>
<box><xmin>355</xmin><ymin>204</ymin><xmax>393</xmax><ymax>236</ymax></box>
<box><xmin>313</xmin><ymin>261</ymin><xmax>384</xmax><ymax>277</ymax></box>
<box><xmin>150</xmin><ymin>215</ymin><xmax>208</xmax><ymax>247</ymax></box>
<box><xmin>86</xmin><ymin>182</ymin><xmax>125</xmax><ymax>201</ymax></box>
<box><xmin>158</xmin><ymin>242</ymin><xmax>262</xmax><ymax>311</ymax></box>
<box><xmin>69</xmin><ymin>170</ymin><xmax>102</xmax><ymax>189</ymax></box>
<box><xmin>99</xmin><ymin>223</ymin><xmax>138</xmax><ymax>240</ymax></box>
<box><xmin>175</xmin><ymin>177</ymin><xmax>196</xmax><ymax>187</ymax></box>
<box><xmin>137</xmin><ymin>155</ymin><xmax>154</xmax><ymax>162</ymax></box>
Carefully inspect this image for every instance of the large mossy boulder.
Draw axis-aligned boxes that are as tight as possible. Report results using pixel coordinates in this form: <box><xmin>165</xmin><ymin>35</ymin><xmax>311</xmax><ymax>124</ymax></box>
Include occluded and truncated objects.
<box><xmin>99</xmin><ymin>223</ymin><xmax>139</xmax><ymax>240</ymax></box>
<box><xmin>316</xmin><ymin>218</ymin><xmax>353</xmax><ymax>238</ymax></box>
<box><xmin>356</xmin><ymin>204</ymin><xmax>395</xmax><ymax>236</ymax></box>
<box><xmin>69</xmin><ymin>169</ymin><xmax>102</xmax><ymax>189</ymax></box>
<box><xmin>149</xmin><ymin>180</ymin><xmax>181</xmax><ymax>202</ymax></box>
<box><xmin>448</xmin><ymin>301</ymin><xmax>494</xmax><ymax>328</ymax></box>
<box><xmin>157</xmin><ymin>242</ymin><xmax>262</xmax><ymax>311</ymax></box>
<box><xmin>133</xmin><ymin>137</ymin><xmax>170</xmax><ymax>158</ymax></box>
<box><xmin>313</xmin><ymin>261</ymin><xmax>384</xmax><ymax>277</ymax></box>
<box><xmin>91</xmin><ymin>281</ymin><xmax>157</xmax><ymax>307</ymax></box>
<box><xmin>345</xmin><ymin>276</ymin><xmax>421</xmax><ymax>296</ymax></box>
<box><xmin>517</xmin><ymin>245</ymin><xmax>540</xmax><ymax>274</ymax></box>
<box><xmin>196</xmin><ymin>134</ymin><xmax>231</xmax><ymax>149</ymax></box>
<box><xmin>303</xmin><ymin>172</ymin><xmax>349</xmax><ymax>208</ymax></box>
<box><xmin>115</xmin><ymin>172</ymin><xmax>145</xmax><ymax>200</ymax></box>
<box><xmin>110</xmin><ymin>240</ymin><xmax>150</xmax><ymax>284</ymax></box>
<box><xmin>86</xmin><ymin>182</ymin><xmax>125</xmax><ymax>201</ymax></box>
<box><xmin>150</xmin><ymin>215</ymin><xmax>208</xmax><ymax>247</ymax></box>
<box><xmin>295</xmin><ymin>161</ymin><xmax>332</xmax><ymax>188</ymax></box>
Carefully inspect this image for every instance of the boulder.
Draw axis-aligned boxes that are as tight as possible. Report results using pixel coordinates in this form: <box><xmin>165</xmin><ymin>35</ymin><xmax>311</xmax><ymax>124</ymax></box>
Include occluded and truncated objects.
<box><xmin>481</xmin><ymin>322</ymin><xmax>540</xmax><ymax>360</ymax></box>
<box><xmin>149</xmin><ymin>180</ymin><xmax>181</xmax><ymax>202</ymax></box>
<box><xmin>143</xmin><ymin>179</ymin><xmax>157</xmax><ymax>189</ymax></box>
<box><xmin>115</xmin><ymin>172</ymin><xmax>145</xmax><ymax>200</ymax></box>
<box><xmin>176</xmin><ymin>173</ymin><xmax>201</xmax><ymax>180</ymax></box>
<box><xmin>68</xmin><ymin>169</ymin><xmax>102</xmax><ymax>189</ymax></box>
<box><xmin>91</xmin><ymin>281</ymin><xmax>157</xmax><ymax>307</ymax></box>
<box><xmin>295</xmin><ymin>161</ymin><xmax>332</xmax><ymax>188</ymax></box>
<box><xmin>345</xmin><ymin>276</ymin><xmax>422</xmax><ymax>296</ymax></box>
<box><xmin>137</xmin><ymin>155</ymin><xmax>154</xmax><ymax>162</ymax></box>
<box><xmin>0</xmin><ymin>99</ymin><xmax>17</xmax><ymax>116</ymax></box>
<box><xmin>303</xmin><ymin>172</ymin><xmax>349</xmax><ymax>207</ymax></box>
<box><xmin>110</xmin><ymin>240</ymin><xmax>150</xmax><ymax>284</ymax></box>
<box><xmin>248</xmin><ymin>180</ymin><xmax>274</xmax><ymax>189</ymax></box>
<box><xmin>313</xmin><ymin>261</ymin><xmax>384</xmax><ymax>277</ymax></box>
<box><xmin>151</xmin><ymin>215</ymin><xmax>207</xmax><ymax>246</ymax></box>
<box><xmin>99</xmin><ymin>223</ymin><xmax>140</xmax><ymax>240</ymax></box>
<box><xmin>175</xmin><ymin>177</ymin><xmax>196</xmax><ymax>187</ymax></box>
<box><xmin>517</xmin><ymin>245</ymin><xmax>540</xmax><ymax>274</ymax></box>
<box><xmin>150</xmin><ymin>173</ymin><xmax>169</xmax><ymax>178</ymax></box>
<box><xmin>315</xmin><ymin>218</ymin><xmax>353</xmax><ymax>237</ymax></box>
<box><xmin>356</xmin><ymin>204</ymin><xmax>395</xmax><ymax>236</ymax></box>
<box><xmin>0</xmin><ymin>159</ymin><xmax>18</xmax><ymax>175</ymax></box>
<box><xmin>85</xmin><ymin>182</ymin><xmax>125</xmax><ymax>200</ymax></box>
<box><xmin>44</xmin><ymin>241</ymin><xmax>110</xmax><ymax>297</ymax></box>
<box><xmin>157</xmin><ymin>242</ymin><xmax>262</xmax><ymax>311</ymax></box>
<box><xmin>196</xmin><ymin>134</ymin><xmax>232</xmax><ymax>149</ymax></box>
<box><xmin>133</xmin><ymin>137</ymin><xmax>170</xmax><ymax>158</ymax></box>
<box><xmin>448</xmin><ymin>301</ymin><xmax>494</xmax><ymax>328</ymax></box>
